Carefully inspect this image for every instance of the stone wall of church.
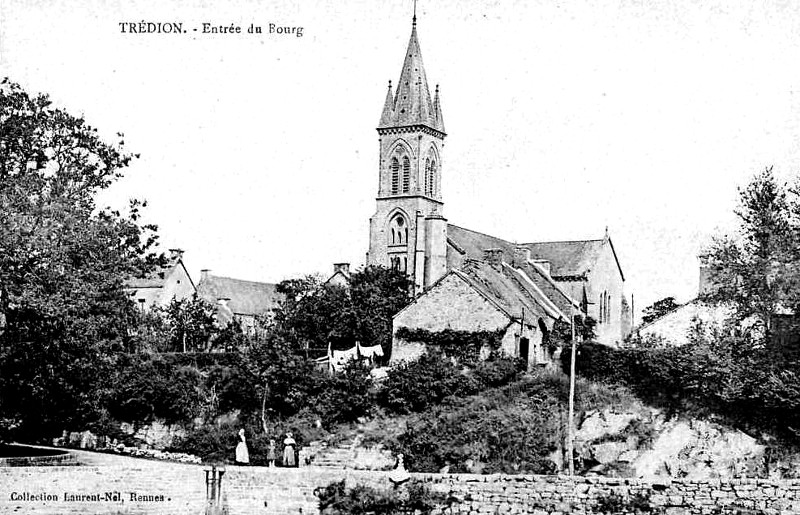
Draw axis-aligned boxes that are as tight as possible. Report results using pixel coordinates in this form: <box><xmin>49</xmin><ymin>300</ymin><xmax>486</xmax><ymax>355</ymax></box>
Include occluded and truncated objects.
<box><xmin>587</xmin><ymin>243</ymin><xmax>626</xmax><ymax>346</ymax></box>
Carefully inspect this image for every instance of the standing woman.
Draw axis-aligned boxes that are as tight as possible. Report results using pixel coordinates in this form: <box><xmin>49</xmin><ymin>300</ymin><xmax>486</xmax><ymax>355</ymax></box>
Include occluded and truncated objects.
<box><xmin>282</xmin><ymin>432</ymin><xmax>296</xmax><ymax>467</ymax></box>
<box><xmin>235</xmin><ymin>428</ymin><xmax>249</xmax><ymax>465</ymax></box>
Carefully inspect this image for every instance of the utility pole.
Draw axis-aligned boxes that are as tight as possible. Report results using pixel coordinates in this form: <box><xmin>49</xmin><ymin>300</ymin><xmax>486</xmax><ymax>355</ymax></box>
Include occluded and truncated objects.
<box><xmin>567</xmin><ymin>302</ymin><xmax>577</xmax><ymax>476</ymax></box>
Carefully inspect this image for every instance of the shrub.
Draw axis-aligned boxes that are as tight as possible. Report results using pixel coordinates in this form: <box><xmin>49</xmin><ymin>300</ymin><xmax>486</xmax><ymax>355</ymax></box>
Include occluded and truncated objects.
<box><xmin>167</xmin><ymin>422</ymin><xmax>238</xmax><ymax>464</ymax></box>
<box><xmin>394</xmin><ymin>376</ymin><xmax>563</xmax><ymax>474</ymax></box>
<box><xmin>393</xmin><ymin>328</ymin><xmax>503</xmax><ymax>364</ymax></box>
<box><xmin>595</xmin><ymin>490</ymin><xmax>660</xmax><ymax>514</ymax></box>
<box><xmin>377</xmin><ymin>352</ymin><xmax>478</xmax><ymax>414</ymax></box>
<box><xmin>562</xmin><ymin>337</ymin><xmax>800</xmax><ymax>439</ymax></box>
<box><xmin>312</xmin><ymin>360</ymin><xmax>374</xmax><ymax>425</ymax></box>
<box><xmin>106</xmin><ymin>354</ymin><xmax>204</xmax><ymax>424</ymax></box>
<box><xmin>315</xmin><ymin>479</ymin><xmax>448</xmax><ymax>515</ymax></box>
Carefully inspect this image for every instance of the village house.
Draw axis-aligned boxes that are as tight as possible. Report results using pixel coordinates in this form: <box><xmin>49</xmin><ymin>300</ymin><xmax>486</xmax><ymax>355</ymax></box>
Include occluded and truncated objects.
<box><xmin>196</xmin><ymin>270</ymin><xmax>283</xmax><ymax>335</ymax></box>
<box><xmin>365</xmin><ymin>14</ymin><xmax>630</xmax><ymax>362</ymax></box>
<box><xmin>123</xmin><ymin>248</ymin><xmax>195</xmax><ymax>310</ymax></box>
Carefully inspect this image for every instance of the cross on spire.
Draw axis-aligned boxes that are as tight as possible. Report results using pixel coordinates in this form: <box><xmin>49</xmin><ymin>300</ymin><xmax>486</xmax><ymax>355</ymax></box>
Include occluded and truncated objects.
<box><xmin>413</xmin><ymin>0</ymin><xmax>417</xmax><ymax>25</ymax></box>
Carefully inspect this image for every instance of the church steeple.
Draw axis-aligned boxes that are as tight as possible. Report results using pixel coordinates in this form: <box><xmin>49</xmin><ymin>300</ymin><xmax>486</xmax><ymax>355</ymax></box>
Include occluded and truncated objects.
<box><xmin>369</xmin><ymin>7</ymin><xmax>448</xmax><ymax>294</ymax></box>
<box><xmin>377</xmin><ymin>16</ymin><xmax>445</xmax><ymax>134</ymax></box>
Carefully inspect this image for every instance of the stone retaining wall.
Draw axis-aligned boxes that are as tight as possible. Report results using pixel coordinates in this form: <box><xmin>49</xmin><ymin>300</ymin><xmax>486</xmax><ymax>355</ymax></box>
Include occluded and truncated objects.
<box><xmin>1</xmin><ymin>449</ymin><xmax>800</xmax><ymax>514</ymax></box>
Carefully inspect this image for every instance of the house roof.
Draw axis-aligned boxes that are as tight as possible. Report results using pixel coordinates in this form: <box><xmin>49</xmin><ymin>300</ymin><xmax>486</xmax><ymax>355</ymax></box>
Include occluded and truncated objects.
<box><xmin>124</xmin><ymin>254</ymin><xmax>193</xmax><ymax>290</ymax></box>
<box><xmin>196</xmin><ymin>275</ymin><xmax>282</xmax><ymax>316</ymax></box>
<box><xmin>451</xmin><ymin>259</ymin><xmax>563</xmax><ymax>324</ymax></box>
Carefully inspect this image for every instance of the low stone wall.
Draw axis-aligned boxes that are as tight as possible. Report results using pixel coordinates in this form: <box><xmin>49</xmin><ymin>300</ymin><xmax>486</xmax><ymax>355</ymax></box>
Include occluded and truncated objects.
<box><xmin>2</xmin><ymin>449</ymin><xmax>800</xmax><ymax>514</ymax></box>
<box><xmin>417</xmin><ymin>473</ymin><xmax>800</xmax><ymax>514</ymax></box>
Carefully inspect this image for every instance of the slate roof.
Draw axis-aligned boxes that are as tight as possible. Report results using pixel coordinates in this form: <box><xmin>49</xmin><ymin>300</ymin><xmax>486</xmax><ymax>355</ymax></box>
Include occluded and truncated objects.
<box><xmin>453</xmin><ymin>260</ymin><xmax>561</xmax><ymax>323</ymax></box>
<box><xmin>447</xmin><ymin>224</ymin><xmax>623</xmax><ymax>281</ymax></box>
<box><xmin>524</xmin><ymin>240</ymin><xmax>605</xmax><ymax>279</ymax></box>
<box><xmin>125</xmin><ymin>254</ymin><xmax>190</xmax><ymax>289</ymax></box>
<box><xmin>446</xmin><ymin>224</ymin><xmax>516</xmax><ymax>265</ymax></box>
<box><xmin>378</xmin><ymin>19</ymin><xmax>445</xmax><ymax>133</ymax></box>
<box><xmin>196</xmin><ymin>275</ymin><xmax>282</xmax><ymax>316</ymax></box>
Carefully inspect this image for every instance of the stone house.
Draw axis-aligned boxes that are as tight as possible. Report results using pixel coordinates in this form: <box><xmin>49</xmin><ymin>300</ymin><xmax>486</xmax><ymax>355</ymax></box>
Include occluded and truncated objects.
<box><xmin>392</xmin><ymin>248</ymin><xmax>582</xmax><ymax>369</ymax></box>
<box><xmin>324</xmin><ymin>263</ymin><xmax>351</xmax><ymax>288</ymax></box>
<box><xmin>365</xmin><ymin>14</ymin><xmax>630</xmax><ymax>354</ymax></box>
<box><xmin>196</xmin><ymin>270</ymin><xmax>283</xmax><ymax>335</ymax></box>
<box><xmin>124</xmin><ymin>249</ymin><xmax>195</xmax><ymax>310</ymax></box>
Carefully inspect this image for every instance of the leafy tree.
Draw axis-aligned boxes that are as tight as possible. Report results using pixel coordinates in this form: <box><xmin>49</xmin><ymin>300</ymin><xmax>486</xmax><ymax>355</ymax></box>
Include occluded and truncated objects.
<box><xmin>272</xmin><ymin>275</ymin><xmax>352</xmax><ymax>355</ymax></box>
<box><xmin>641</xmin><ymin>296</ymin><xmax>681</xmax><ymax>325</ymax></box>
<box><xmin>272</xmin><ymin>266</ymin><xmax>411</xmax><ymax>358</ymax></box>
<box><xmin>702</xmin><ymin>167</ymin><xmax>800</xmax><ymax>340</ymax></box>
<box><xmin>0</xmin><ymin>79</ymin><xmax>161</xmax><ymax>439</ymax></box>
<box><xmin>160</xmin><ymin>294</ymin><xmax>218</xmax><ymax>352</ymax></box>
<box><xmin>349</xmin><ymin>265</ymin><xmax>412</xmax><ymax>358</ymax></box>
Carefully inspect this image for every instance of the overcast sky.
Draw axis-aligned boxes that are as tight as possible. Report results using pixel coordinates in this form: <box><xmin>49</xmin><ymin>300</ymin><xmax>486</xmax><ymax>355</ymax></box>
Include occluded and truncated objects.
<box><xmin>3</xmin><ymin>0</ymin><xmax>800</xmax><ymax>320</ymax></box>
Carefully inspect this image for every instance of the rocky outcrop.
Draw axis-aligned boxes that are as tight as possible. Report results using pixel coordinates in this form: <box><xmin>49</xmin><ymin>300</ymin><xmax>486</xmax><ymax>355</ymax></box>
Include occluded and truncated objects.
<box><xmin>571</xmin><ymin>408</ymin><xmax>797</xmax><ymax>480</ymax></box>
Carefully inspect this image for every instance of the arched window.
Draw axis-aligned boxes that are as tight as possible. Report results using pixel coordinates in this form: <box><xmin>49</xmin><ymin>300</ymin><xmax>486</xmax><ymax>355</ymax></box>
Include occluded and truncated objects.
<box><xmin>599</xmin><ymin>293</ymin><xmax>604</xmax><ymax>324</ymax></box>
<box><xmin>402</xmin><ymin>156</ymin><xmax>410</xmax><ymax>193</ymax></box>
<box><xmin>390</xmin><ymin>157</ymin><xmax>400</xmax><ymax>195</ymax></box>
<box><xmin>388</xmin><ymin>214</ymin><xmax>407</xmax><ymax>246</ymax></box>
<box><xmin>424</xmin><ymin>158</ymin><xmax>431</xmax><ymax>195</ymax></box>
<box><xmin>428</xmin><ymin>159</ymin><xmax>437</xmax><ymax>196</ymax></box>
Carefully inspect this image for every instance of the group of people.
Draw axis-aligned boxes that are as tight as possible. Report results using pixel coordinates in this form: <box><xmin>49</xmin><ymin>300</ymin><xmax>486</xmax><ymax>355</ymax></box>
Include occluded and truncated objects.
<box><xmin>234</xmin><ymin>428</ymin><xmax>297</xmax><ymax>467</ymax></box>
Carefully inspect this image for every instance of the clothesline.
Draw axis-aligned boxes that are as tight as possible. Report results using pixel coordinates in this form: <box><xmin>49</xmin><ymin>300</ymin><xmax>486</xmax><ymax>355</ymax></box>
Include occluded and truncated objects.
<box><xmin>327</xmin><ymin>341</ymin><xmax>384</xmax><ymax>372</ymax></box>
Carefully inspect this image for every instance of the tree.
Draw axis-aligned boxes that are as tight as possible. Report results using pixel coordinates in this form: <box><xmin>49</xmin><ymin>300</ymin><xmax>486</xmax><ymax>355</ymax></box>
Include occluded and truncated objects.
<box><xmin>0</xmin><ymin>79</ymin><xmax>161</xmax><ymax>439</ymax></box>
<box><xmin>641</xmin><ymin>297</ymin><xmax>681</xmax><ymax>325</ymax></box>
<box><xmin>701</xmin><ymin>167</ymin><xmax>800</xmax><ymax>341</ymax></box>
<box><xmin>349</xmin><ymin>265</ymin><xmax>412</xmax><ymax>358</ymax></box>
<box><xmin>160</xmin><ymin>294</ymin><xmax>218</xmax><ymax>352</ymax></box>
<box><xmin>271</xmin><ymin>266</ymin><xmax>412</xmax><ymax>358</ymax></box>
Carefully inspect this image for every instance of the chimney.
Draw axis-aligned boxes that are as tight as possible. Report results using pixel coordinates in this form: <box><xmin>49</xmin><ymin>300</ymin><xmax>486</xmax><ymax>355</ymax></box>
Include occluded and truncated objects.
<box><xmin>513</xmin><ymin>246</ymin><xmax>531</xmax><ymax>267</ymax></box>
<box><xmin>168</xmin><ymin>248</ymin><xmax>184</xmax><ymax>261</ymax></box>
<box><xmin>201</xmin><ymin>269</ymin><xmax>211</xmax><ymax>282</ymax></box>
<box><xmin>698</xmin><ymin>264</ymin><xmax>717</xmax><ymax>297</ymax></box>
<box><xmin>333</xmin><ymin>263</ymin><xmax>350</xmax><ymax>275</ymax></box>
<box><xmin>483</xmin><ymin>248</ymin><xmax>503</xmax><ymax>266</ymax></box>
<box><xmin>532</xmin><ymin>259</ymin><xmax>551</xmax><ymax>275</ymax></box>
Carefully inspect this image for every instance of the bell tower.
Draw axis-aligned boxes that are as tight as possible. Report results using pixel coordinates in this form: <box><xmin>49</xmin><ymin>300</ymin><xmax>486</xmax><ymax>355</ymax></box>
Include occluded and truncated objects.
<box><xmin>367</xmin><ymin>13</ymin><xmax>447</xmax><ymax>294</ymax></box>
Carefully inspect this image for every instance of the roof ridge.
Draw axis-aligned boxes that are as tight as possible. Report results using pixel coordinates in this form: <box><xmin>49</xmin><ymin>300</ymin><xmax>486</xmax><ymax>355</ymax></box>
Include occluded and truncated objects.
<box><xmin>447</xmin><ymin>223</ymin><xmax>515</xmax><ymax>245</ymax></box>
<box><xmin>524</xmin><ymin>239</ymin><xmax>604</xmax><ymax>245</ymax></box>
<box><xmin>203</xmin><ymin>274</ymin><xmax>276</xmax><ymax>287</ymax></box>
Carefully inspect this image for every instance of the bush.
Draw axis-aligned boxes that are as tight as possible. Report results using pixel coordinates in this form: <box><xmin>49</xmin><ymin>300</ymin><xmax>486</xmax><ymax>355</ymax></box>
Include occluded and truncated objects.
<box><xmin>562</xmin><ymin>337</ymin><xmax>800</xmax><ymax>439</ymax></box>
<box><xmin>315</xmin><ymin>479</ymin><xmax>448</xmax><ymax>515</ymax></box>
<box><xmin>377</xmin><ymin>352</ymin><xmax>478</xmax><ymax>414</ymax></box>
<box><xmin>106</xmin><ymin>354</ymin><xmax>204</xmax><ymax>424</ymax></box>
<box><xmin>167</xmin><ymin>422</ymin><xmax>237</xmax><ymax>464</ymax></box>
<box><xmin>394</xmin><ymin>376</ymin><xmax>562</xmax><ymax>474</ymax></box>
<box><xmin>312</xmin><ymin>360</ymin><xmax>374</xmax><ymax>425</ymax></box>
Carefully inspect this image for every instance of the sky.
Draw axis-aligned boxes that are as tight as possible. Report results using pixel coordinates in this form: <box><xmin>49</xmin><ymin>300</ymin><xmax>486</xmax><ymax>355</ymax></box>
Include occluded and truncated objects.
<box><xmin>2</xmin><ymin>0</ymin><xmax>800</xmax><ymax>321</ymax></box>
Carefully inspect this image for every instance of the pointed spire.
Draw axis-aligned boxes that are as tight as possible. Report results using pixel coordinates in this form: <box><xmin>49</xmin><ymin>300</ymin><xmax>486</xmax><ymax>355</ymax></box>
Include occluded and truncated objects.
<box><xmin>377</xmin><ymin>12</ymin><xmax>445</xmax><ymax>133</ymax></box>
<box><xmin>433</xmin><ymin>84</ymin><xmax>445</xmax><ymax>132</ymax></box>
<box><xmin>379</xmin><ymin>80</ymin><xmax>394</xmax><ymax>127</ymax></box>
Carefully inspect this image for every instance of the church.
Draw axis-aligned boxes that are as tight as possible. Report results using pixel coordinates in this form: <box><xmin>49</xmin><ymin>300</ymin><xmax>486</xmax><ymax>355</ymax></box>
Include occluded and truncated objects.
<box><xmin>365</xmin><ymin>13</ymin><xmax>630</xmax><ymax>363</ymax></box>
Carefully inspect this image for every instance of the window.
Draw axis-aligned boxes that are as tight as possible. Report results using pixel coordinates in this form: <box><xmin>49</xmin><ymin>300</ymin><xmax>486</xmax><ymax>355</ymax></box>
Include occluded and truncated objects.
<box><xmin>390</xmin><ymin>157</ymin><xmax>400</xmax><ymax>195</ymax></box>
<box><xmin>599</xmin><ymin>293</ymin><xmax>604</xmax><ymax>324</ymax></box>
<box><xmin>389</xmin><ymin>214</ymin><xmax>407</xmax><ymax>245</ymax></box>
<box><xmin>424</xmin><ymin>158</ymin><xmax>436</xmax><ymax>196</ymax></box>
<box><xmin>402</xmin><ymin>156</ymin><xmax>410</xmax><ymax>193</ymax></box>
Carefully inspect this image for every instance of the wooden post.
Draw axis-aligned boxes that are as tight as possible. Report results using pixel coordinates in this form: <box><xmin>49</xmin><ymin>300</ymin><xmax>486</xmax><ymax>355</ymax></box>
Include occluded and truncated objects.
<box><xmin>567</xmin><ymin>307</ymin><xmax>577</xmax><ymax>476</ymax></box>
